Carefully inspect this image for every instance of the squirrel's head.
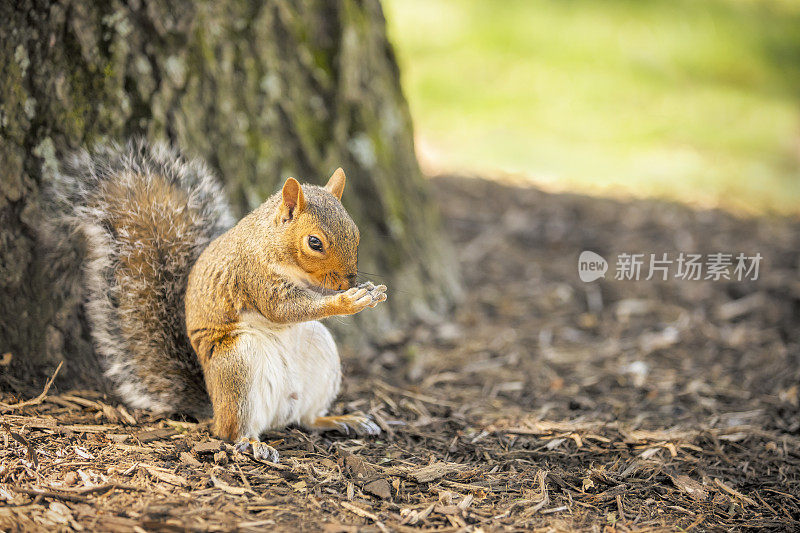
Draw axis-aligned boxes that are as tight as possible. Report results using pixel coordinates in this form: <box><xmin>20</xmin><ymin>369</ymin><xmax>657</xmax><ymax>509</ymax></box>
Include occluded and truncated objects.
<box><xmin>276</xmin><ymin>168</ymin><xmax>360</xmax><ymax>291</ymax></box>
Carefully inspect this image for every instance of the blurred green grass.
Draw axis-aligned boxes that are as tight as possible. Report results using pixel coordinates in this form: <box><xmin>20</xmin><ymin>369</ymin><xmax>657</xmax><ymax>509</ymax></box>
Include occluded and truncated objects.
<box><xmin>383</xmin><ymin>0</ymin><xmax>800</xmax><ymax>215</ymax></box>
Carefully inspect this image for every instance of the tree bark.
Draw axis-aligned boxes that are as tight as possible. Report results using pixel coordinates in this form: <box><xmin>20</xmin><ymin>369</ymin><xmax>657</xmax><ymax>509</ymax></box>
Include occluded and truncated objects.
<box><xmin>0</xmin><ymin>0</ymin><xmax>459</xmax><ymax>393</ymax></box>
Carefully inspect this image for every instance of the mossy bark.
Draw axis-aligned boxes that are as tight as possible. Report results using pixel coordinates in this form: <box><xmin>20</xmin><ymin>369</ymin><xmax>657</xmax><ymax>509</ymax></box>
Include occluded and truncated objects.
<box><xmin>0</xmin><ymin>0</ymin><xmax>458</xmax><ymax>393</ymax></box>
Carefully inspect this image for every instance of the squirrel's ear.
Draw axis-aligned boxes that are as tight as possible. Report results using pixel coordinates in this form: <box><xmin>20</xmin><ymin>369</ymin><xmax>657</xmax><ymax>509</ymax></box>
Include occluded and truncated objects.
<box><xmin>281</xmin><ymin>177</ymin><xmax>306</xmax><ymax>220</ymax></box>
<box><xmin>324</xmin><ymin>167</ymin><xmax>346</xmax><ymax>200</ymax></box>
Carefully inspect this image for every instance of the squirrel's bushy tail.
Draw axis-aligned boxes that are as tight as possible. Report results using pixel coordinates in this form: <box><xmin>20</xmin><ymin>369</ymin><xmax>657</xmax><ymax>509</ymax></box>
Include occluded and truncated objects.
<box><xmin>49</xmin><ymin>139</ymin><xmax>234</xmax><ymax>416</ymax></box>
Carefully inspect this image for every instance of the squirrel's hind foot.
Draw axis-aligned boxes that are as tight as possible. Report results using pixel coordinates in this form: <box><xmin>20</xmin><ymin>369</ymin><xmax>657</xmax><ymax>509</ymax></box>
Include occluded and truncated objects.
<box><xmin>235</xmin><ymin>437</ymin><xmax>280</xmax><ymax>463</ymax></box>
<box><xmin>308</xmin><ymin>414</ymin><xmax>381</xmax><ymax>437</ymax></box>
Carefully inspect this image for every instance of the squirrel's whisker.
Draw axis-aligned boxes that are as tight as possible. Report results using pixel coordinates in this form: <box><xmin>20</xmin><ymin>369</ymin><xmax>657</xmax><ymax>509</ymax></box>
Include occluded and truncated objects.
<box><xmin>356</xmin><ymin>270</ymin><xmax>387</xmax><ymax>278</ymax></box>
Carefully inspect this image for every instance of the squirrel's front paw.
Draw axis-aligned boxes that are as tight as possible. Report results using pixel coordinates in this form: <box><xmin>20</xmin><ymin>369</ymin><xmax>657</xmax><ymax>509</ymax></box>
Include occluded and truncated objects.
<box><xmin>235</xmin><ymin>437</ymin><xmax>280</xmax><ymax>463</ymax></box>
<box><xmin>357</xmin><ymin>282</ymin><xmax>388</xmax><ymax>308</ymax></box>
<box><xmin>335</xmin><ymin>283</ymin><xmax>387</xmax><ymax>314</ymax></box>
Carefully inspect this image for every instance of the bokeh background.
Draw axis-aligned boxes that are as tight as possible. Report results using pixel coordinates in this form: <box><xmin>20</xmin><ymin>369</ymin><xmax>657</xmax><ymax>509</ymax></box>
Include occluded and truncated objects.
<box><xmin>384</xmin><ymin>0</ymin><xmax>800</xmax><ymax>215</ymax></box>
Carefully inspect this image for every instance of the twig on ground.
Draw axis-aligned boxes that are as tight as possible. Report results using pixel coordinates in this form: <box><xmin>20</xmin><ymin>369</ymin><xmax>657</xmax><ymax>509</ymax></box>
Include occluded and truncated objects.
<box><xmin>0</xmin><ymin>361</ymin><xmax>63</xmax><ymax>412</ymax></box>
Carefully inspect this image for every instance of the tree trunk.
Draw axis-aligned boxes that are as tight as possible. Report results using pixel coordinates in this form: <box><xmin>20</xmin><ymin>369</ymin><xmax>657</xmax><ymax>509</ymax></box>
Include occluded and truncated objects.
<box><xmin>0</xmin><ymin>0</ymin><xmax>459</xmax><ymax>393</ymax></box>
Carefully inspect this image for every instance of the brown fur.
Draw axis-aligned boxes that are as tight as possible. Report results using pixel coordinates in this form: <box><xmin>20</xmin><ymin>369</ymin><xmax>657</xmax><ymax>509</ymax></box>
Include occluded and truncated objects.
<box><xmin>49</xmin><ymin>140</ymin><xmax>233</xmax><ymax>416</ymax></box>
<box><xmin>186</xmin><ymin>174</ymin><xmax>362</xmax><ymax>353</ymax></box>
<box><xmin>51</xmin><ymin>141</ymin><xmax>384</xmax><ymax>443</ymax></box>
<box><xmin>186</xmin><ymin>170</ymin><xmax>385</xmax><ymax>442</ymax></box>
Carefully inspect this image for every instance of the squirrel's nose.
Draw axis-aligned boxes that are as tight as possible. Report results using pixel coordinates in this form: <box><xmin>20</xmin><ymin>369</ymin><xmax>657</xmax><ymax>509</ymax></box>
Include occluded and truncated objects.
<box><xmin>345</xmin><ymin>273</ymin><xmax>357</xmax><ymax>288</ymax></box>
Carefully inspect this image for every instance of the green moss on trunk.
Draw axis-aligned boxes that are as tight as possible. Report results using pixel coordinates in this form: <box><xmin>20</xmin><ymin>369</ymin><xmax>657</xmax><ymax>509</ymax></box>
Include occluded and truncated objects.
<box><xmin>0</xmin><ymin>0</ymin><xmax>458</xmax><ymax>393</ymax></box>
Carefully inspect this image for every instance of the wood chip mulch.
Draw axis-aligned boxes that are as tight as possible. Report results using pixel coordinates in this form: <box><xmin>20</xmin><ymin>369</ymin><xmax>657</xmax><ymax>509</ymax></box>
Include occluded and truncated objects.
<box><xmin>1</xmin><ymin>175</ymin><xmax>799</xmax><ymax>531</ymax></box>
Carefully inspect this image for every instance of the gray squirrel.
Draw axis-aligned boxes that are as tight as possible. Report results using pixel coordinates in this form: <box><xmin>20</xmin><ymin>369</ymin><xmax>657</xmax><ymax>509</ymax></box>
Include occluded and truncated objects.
<box><xmin>50</xmin><ymin>140</ymin><xmax>387</xmax><ymax>462</ymax></box>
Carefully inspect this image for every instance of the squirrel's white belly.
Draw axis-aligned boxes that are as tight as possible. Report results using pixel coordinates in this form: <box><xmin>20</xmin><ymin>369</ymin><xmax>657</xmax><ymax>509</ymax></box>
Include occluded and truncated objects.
<box><xmin>235</xmin><ymin>312</ymin><xmax>342</xmax><ymax>439</ymax></box>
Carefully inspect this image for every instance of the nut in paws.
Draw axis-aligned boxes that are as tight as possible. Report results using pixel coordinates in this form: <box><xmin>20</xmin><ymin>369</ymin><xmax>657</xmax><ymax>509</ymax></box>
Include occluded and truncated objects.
<box><xmin>358</xmin><ymin>282</ymin><xmax>388</xmax><ymax>308</ymax></box>
<box><xmin>338</xmin><ymin>283</ymin><xmax>387</xmax><ymax>314</ymax></box>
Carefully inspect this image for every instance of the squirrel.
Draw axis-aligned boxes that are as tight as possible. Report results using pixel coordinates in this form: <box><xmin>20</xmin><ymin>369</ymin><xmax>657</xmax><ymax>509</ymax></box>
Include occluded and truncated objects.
<box><xmin>50</xmin><ymin>139</ymin><xmax>387</xmax><ymax>462</ymax></box>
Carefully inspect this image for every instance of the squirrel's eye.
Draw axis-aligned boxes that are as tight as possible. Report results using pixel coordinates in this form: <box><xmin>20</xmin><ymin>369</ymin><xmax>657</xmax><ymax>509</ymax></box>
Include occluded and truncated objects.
<box><xmin>308</xmin><ymin>235</ymin><xmax>324</xmax><ymax>252</ymax></box>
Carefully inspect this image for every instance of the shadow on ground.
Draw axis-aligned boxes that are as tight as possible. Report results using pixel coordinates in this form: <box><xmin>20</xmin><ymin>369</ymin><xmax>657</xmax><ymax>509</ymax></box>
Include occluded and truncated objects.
<box><xmin>1</xmin><ymin>176</ymin><xmax>799</xmax><ymax>531</ymax></box>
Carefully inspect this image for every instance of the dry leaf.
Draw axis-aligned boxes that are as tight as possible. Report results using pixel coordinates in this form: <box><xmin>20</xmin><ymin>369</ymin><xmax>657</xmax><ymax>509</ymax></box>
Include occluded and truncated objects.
<box><xmin>211</xmin><ymin>473</ymin><xmax>248</xmax><ymax>495</ymax></box>
<box><xmin>669</xmin><ymin>474</ymin><xmax>708</xmax><ymax>501</ymax></box>
<box><xmin>363</xmin><ymin>478</ymin><xmax>392</xmax><ymax>500</ymax></box>
<box><xmin>409</xmin><ymin>462</ymin><xmax>464</xmax><ymax>483</ymax></box>
<box><xmin>143</xmin><ymin>466</ymin><xmax>188</xmax><ymax>487</ymax></box>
